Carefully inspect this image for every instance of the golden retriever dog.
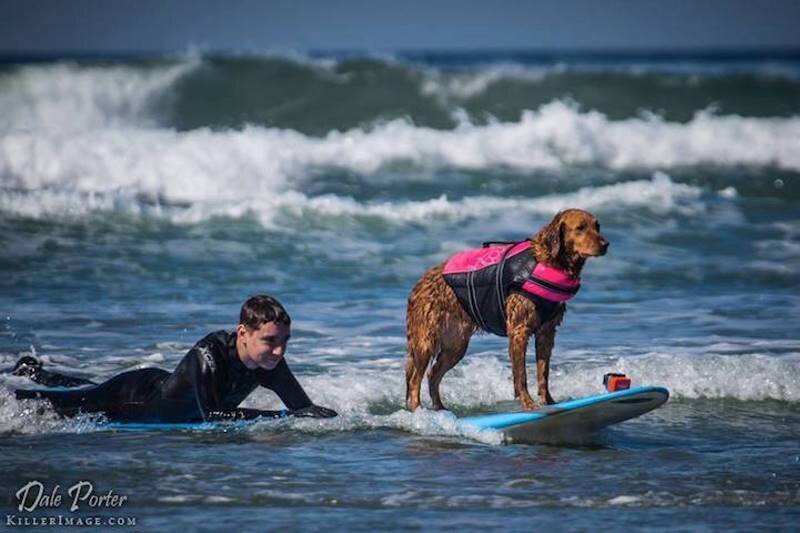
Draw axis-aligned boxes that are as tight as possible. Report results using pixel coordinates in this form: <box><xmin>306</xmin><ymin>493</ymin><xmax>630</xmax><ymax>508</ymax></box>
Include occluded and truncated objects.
<box><xmin>405</xmin><ymin>209</ymin><xmax>608</xmax><ymax>411</ymax></box>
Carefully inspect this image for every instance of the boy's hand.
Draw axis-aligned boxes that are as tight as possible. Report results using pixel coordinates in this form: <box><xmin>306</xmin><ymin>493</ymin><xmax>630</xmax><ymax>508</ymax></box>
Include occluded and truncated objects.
<box><xmin>289</xmin><ymin>404</ymin><xmax>338</xmax><ymax>418</ymax></box>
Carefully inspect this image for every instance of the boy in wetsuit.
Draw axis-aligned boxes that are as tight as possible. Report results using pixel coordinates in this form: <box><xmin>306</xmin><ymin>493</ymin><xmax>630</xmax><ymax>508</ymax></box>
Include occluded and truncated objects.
<box><xmin>12</xmin><ymin>294</ymin><xmax>337</xmax><ymax>422</ymax></box>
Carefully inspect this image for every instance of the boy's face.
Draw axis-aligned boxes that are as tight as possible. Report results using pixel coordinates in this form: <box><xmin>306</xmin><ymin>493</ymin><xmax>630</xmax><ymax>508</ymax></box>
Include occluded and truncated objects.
<box><xmin>236</xmin><ymin>321</ymin><xmax>291</xmax><ymax>370</ymax></box>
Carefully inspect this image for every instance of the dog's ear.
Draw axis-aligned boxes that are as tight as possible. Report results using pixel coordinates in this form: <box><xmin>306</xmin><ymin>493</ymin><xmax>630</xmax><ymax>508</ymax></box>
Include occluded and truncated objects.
<box><xmin>540</xmin><ymin>212</ymin><xmax>564</xmax><ymax>259</ymax></box>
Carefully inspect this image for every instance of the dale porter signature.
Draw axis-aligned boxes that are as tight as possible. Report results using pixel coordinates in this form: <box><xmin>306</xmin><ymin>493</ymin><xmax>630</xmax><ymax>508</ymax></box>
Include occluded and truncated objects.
<box><xmin>15</xmin><ymin>480</ymin><xmax>128</xmax><ymax>512</ymax></box>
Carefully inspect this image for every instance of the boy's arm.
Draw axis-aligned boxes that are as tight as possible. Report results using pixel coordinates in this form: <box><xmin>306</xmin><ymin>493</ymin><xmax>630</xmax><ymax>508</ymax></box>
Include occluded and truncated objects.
<box><xmin>206</xmin><ymin>358</ymin><xmax>338</xmax><ymax>419</ymax></box>
<box><xmin>255</xmin><ymin>359</ymin><xmax>313</xmax><ymax>410</ymax></box>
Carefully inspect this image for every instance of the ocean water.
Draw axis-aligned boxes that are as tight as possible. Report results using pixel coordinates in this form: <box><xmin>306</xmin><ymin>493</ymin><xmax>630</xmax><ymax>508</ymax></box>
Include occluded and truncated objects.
<box><xmin>1</xmin><ymin>51</ymin><xmax>799</xmax><ymax>531</ymax></box>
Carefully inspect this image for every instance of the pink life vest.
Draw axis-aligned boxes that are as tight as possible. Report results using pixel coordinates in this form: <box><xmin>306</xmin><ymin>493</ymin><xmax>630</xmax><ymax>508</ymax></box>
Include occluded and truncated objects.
<box><xmin>442</xmin><ymin>240</ymin><xmax>580</xmax><ymax>336</ymax></box>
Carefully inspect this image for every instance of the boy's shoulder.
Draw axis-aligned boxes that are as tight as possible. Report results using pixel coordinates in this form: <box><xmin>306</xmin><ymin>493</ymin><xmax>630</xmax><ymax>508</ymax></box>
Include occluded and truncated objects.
<box><xmin>191</xmin><ymin>330</ymin><xmax>236</xmax><ymax>364</ymax></box>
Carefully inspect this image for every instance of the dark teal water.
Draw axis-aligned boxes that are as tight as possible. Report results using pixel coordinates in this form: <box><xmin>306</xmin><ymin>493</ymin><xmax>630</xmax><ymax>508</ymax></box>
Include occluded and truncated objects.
<box><xmin>1</xmin><ymin>52</ymin><xmax>799</xmax><ymax>530</ymax></box>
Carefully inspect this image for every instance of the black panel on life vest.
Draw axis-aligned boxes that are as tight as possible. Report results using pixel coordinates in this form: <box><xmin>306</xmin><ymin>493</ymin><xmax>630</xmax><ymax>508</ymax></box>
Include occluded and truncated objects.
<box><xmin>443</xmin><ymin>245</ymin><xmax>562</xmax><ymax>336</ymax></box>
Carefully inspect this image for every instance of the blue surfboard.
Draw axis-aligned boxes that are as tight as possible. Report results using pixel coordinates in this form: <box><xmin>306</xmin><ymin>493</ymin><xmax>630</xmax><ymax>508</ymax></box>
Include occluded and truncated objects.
<box><xmin>460</xmin><ymin>386</ymin><xmax>669</xmax><ymax>444</ymax></box>
<box><xmin>104</xmin><ymin>420</ymin><xmax>255</xmax><ymax>432</ymax></box>
<box><xmin>103</xmin><ymin>386</ymin><xmax>669</xmax><ymax>443</ymax></box>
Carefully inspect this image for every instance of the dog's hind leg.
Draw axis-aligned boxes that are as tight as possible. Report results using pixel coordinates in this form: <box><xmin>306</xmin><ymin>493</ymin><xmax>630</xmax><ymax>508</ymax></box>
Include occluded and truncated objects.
<box><xmin>427</xmin><ymin>328</ymin><xmax>470</xmax><ymax>411</ymax></box>
<box><xmin>405</xmin><ymin>264</ymin><xmax>471</xmax><ymax>411</ymax></box>
<box><xmin>405</xmin><ymin>333</ymin><xmax>438</xmax><ymax>411</ymax></box>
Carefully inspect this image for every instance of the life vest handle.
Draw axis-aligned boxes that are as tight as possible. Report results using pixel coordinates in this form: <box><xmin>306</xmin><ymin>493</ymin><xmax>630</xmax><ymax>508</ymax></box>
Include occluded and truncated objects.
<box><xmin>482</xmin><ymin>238</ymin><xmax>532</xmax><ymax>248</ymax></box>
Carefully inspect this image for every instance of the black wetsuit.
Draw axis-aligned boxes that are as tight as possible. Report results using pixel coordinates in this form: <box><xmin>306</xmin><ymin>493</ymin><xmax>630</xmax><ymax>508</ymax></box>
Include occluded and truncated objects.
<box><xmin>14</xmin><ymin>330</ymin><xmax>325</xmax><ymax>422</ymax></box>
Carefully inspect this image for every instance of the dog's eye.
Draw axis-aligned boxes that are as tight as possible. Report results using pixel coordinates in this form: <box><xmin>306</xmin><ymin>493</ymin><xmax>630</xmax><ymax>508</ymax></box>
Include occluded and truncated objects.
<box><xmin>576</xmin><ymin>224</ymin><xmax>586</xmax><ymax>231</ymax></box>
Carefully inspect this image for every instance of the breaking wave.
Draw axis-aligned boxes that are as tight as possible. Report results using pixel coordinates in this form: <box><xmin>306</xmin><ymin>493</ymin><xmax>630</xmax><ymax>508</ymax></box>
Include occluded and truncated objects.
<box><xmin>3</xmin><ymin>102</ymin><xmax>799</xmax><ymax>200</ymax></box>
<box><xmin>0</xmin><ymin>60</ymin><xmax>199</xmax><ymax>134</ymax></box>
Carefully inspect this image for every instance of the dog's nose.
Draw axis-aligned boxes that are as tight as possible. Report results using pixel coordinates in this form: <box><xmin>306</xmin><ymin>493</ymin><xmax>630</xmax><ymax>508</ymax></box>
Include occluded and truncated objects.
<box><xmin>599</xmin><ymin>238</ymin><xmax>609</xmax><ymax>255</ymax></box>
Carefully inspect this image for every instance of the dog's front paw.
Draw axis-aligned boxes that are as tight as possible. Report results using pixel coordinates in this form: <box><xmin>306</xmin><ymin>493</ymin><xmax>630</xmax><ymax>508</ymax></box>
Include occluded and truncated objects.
<box><xmin>519</xmin><ymin>395</ymin><xmax>539</xmax><ymax>411</ymax></box>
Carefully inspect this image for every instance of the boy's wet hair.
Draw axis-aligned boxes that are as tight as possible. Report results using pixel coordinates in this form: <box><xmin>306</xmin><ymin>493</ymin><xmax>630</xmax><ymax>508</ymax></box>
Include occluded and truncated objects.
<box><xmin>240</xmin><ymin>294</ymin><xmax>291</xmax><ymax>329</ymax></box>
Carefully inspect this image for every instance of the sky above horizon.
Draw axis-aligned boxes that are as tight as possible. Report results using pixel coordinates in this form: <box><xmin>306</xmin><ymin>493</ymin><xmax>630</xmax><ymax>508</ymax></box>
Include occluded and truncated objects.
<box><xmin>2</xmin><ymin>0</ymin><xmax>800</xmax><ymax>54</ymax></box>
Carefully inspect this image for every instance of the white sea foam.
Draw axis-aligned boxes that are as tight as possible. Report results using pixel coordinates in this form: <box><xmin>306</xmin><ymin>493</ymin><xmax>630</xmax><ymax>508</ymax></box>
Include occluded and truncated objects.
<box><xmin>225</xmin><ymin>350</ymin><xmax>794</xmax><ymax>446</ymax></box>
<box><xmin>419</xmin><ymin>61</ymin><xmax>800</xmax><ymax>101</ymax></box>
<box><xmin>421</xmin><ymin>64</ymin><xmax>553</xmax><ymax>99</ymax></box>
<box><xmin>2</xmin><ymin>101</ymin><xmax>798</xmax><ymax>208</ymax></box>
<box><xmin>239</xmin><ymin>346</ymin><xmax>800</xmax><ymax>420</ymax></box>
<box><xmin>249</xmin><ymin>409</ymin><xmax>505</xmax><ymax>446</ymax></box>
<box><xmin>0</xmin><ymin>388</ymin><xmax>103</xmax><ymax>435</ymax></box>
<box><xmin>2</xmin><ymin>346</ymin><xmax>798</xmax><ymax>438</ymax></box>
<box><xmin>0</xmin><ymin>61</ymin><xmax>198</xmax><ymax>134</ymax></box>
<box><xmin>557</xmin><ymin>351</ymin><xmax>800</xmax><ymax>402</ymax></box>
<box><xmin>0</xmin><ymin>173</ymin><xmax>711</xmax><ymax>226</ymax></box>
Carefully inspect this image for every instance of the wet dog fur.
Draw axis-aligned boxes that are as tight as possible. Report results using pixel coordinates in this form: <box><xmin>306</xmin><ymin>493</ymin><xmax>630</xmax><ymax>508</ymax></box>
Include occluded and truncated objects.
<box><xmin>405</xmin><ymin>209</ymin><xmax>609</xmax><ymax>411</ymax></box>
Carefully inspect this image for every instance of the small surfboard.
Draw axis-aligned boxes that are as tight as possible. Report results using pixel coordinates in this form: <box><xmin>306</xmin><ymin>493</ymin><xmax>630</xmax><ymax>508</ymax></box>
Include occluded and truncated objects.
<box><xmin>460</xmin><ymin>386</ymin><xmax>669</xmax><ymax>444</ymax></box>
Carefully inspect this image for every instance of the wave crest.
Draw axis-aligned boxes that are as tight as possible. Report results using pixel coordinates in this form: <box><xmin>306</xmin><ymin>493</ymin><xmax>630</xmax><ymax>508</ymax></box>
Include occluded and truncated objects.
<box><xmin>1</xmin><ymin>101</ymin><xmax>798</xmax><ymax>205</ymax></box>
<box><xmin>0</xmin><ymin>61</ymin><xmax>198</xmax><ymax>134</ymax></box>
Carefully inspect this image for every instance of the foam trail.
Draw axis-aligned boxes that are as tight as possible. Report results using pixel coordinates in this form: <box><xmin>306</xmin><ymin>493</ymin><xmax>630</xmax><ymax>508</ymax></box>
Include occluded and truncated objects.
<box><xmin>287</xmin><ymin>172</ymin><xmax>706</xmax><ymax>223</ymax></box>
<box><xmin>0</xmin><ymin>173</ymin><xmax>712</xmax><ymax>226</ymax></box>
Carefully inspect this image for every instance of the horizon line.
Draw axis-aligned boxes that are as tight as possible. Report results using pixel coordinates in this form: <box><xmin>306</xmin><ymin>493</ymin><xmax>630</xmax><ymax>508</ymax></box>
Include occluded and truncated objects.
<box><xmin>2</xmin><ymin>45</ymin><xmax>800</xmax><ymax>63</ymax></box>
